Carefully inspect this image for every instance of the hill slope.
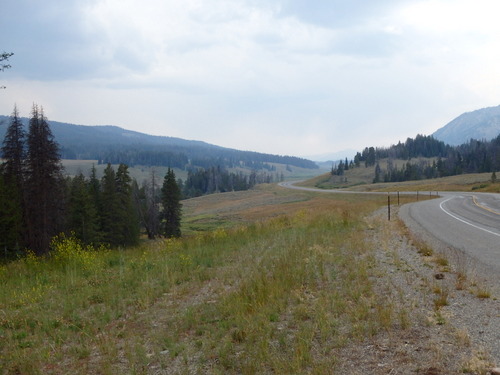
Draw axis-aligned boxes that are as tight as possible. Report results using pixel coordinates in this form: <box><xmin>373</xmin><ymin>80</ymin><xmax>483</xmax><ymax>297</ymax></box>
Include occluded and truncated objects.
<box><xmin>433</xmin><ymin>104</ymin><xmax>500</xmax><ymax>145</ymax></box>
<box><xmin>0</xmin><ymin>115</ymin><xmax>318</xmax><ymax>170</ymax></box>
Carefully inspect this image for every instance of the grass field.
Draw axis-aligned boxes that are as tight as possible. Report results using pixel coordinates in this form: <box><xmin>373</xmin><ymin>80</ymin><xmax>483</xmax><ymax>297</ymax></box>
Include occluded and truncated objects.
<box><xmin>0</xmin><ymin>178</ymin><xmax>494</xmax><ymax>374</ymax></box>
<box><xmin>0</xmin><ymin>185</ymin><xmax>391</xmax><ymax>374</ymax></box>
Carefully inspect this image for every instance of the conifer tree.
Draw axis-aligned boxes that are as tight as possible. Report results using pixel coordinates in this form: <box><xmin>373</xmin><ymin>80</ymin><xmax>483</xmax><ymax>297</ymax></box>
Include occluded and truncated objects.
<box><xmin>1</xmin><ymin>105</ymin><xmax>25</xmax><ymax>186</ymax></box>
<box><xmin>160</xmin><ymin>168</ymin><xmax>182</xmax><ymax>238</ymax></box>
<box><xmin>116</xmin><ymin>163</ymin><xmax>139</xmax><ymax>245</ymax></box>
<box><xmin>99</xmin><ymin>163</ymin><xmax>139</xmax><ymax>246</ymax></box>
<box><xmin>67</xmin><ymin>173</ymin><xmax>100</xmax><ymax>244</ymax></box>
<box><xmin>0</xmin><ymin>106</ymin><xmax>26</xmax><ymax>254</ymax></box>
<box><xmin>24</xmin><ymin>105</ymin><xmax>65</xmax><ymax>254</ymax></box>
<box><xmin>134</xmin><ymin>170</ymin><xmax>160</xmax><ymax>239</ymax></box>
<box><xmin>0</xmin><ymin>173</ymin><xmax>23</xmax><ymax>256</ymax></box>
<box><xmin>99</xmin><ymin>163</ymin><xmax>121</xmax><ymax>245</ymax></box>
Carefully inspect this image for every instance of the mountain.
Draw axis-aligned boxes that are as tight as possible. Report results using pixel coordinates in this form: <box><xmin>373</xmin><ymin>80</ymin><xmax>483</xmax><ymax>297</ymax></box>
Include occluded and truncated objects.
<box><xmin>0</xmin><ymin>115</ymin><xmax>220</xmax><ymax>150</ymax></box>
<box><xmin>0</xmin><ymin>115</ymin><xmax>318</xmax><ymax>170</ymax></box>
<box><xmin>433</xmin><ymin>105</ymin><xmax>500</xmax><ymax>145</ymax></box>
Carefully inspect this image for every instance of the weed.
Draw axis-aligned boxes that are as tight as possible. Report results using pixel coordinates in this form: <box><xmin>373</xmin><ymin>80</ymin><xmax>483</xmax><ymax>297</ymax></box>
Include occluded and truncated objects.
<box><xmin>460</xmin><ymin>349</ymin><xmax>494</xmax><ymax>374</ymax></box>
<box><xmin>434</xmin><ymin>255</ymin><xmax>449</xmax><ymax>269</ymax></box>
<box><xmin>455</xmin><ymin>271</ymin><xmax>467</xmax><ymax>290</ymax></box>
<box><xmin>434</xmin><ymin>311</ymin><xmax>446</xmax><ymax>325</ymax></box>
<box><xmin>433</xmin><ymin>286</ymin><xmax>449</xmax><ymax>310</ymax></box>
<box><xmin>475</xmin><ymin>288</ymin><xmax>491</xmax><ymax>299</ymax></box>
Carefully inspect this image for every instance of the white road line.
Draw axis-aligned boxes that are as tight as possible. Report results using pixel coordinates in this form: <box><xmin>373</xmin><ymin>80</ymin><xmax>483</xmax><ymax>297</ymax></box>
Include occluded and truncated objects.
<box><xmin>439</xmin><ymin>196</ymin><xmax>500</xmax><ymax>237</ymax></box>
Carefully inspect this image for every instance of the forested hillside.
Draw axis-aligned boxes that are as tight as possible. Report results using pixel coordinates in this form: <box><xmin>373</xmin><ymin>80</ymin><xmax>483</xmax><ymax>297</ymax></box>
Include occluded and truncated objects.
<box><xmin>334</xmin><ymin>134</ymin><xmax>500</xmax><ymax>183</ymax></box>
<box><xmin>0</xmin><ymin>115</ymin><xmax>318</xmax><ymax>170</ymax></box>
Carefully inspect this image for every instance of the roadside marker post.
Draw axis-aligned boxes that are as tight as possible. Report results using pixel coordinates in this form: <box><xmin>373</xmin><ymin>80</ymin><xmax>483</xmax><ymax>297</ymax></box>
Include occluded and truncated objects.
<box><xmin>388</xmin><ymin>193</ymin><xmax>391</xmax><ymax>221</ymax></box>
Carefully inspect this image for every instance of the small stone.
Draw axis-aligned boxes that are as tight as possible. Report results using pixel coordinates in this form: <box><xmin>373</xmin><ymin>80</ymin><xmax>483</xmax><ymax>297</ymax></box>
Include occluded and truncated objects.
<box><xmin>490</xmin><ymin>368</ymin><xmax>500</xmax><ymax>375</ymax></box>
<box><xmin>434</xmin><ymin>273</ymin><xmax>445</xmax><ymax>280</ymax></box>
<box><xmin>160</xmin><ymin>350</ymin><xmax>169</xmax><ymax>355</ymax></box>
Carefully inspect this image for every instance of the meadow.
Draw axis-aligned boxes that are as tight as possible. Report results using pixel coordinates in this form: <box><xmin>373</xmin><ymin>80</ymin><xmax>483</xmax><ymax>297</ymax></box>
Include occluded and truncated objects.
<box><xmin>0</xmin><ymin>184</ymin><xmax>387</xmax><ymax>373</ymax></box>
<box><xmin>0</xmin><ymin>182</ymin><xmax>492</xmax><ymax>374</ymax></box>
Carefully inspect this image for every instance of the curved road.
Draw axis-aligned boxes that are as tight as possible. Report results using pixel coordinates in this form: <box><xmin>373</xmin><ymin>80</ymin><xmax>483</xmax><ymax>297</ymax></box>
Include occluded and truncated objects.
<box><xmin>400</xmin><ymin>192</ymin><xmax>500</xmax><ymax>271</ymax></box>
<box><xmin>279</xmin><ymin>181</ymin><xmax>500</xmax><ymax>272</ymax></box>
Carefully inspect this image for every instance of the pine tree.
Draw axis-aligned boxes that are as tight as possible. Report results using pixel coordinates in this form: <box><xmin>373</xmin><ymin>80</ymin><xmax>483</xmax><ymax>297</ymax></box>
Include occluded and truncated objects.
<box><xmin>99</xmin><ymin>163</ymin><xmax>121</xmax><ymax>246</ymax></box>
<box><xmin>1</xmin><ymin>105</ymin><xmax>25</xmax><ymax>186</ymax></box>
<box><xmin>134</xmin><ymin>170</ymin><xmax>160</xmax><ymax>239</ymax></box>
<box><xmin>99</xmin><ymin>163</ymin><xmax>139</xmax><ymax>246</ymax></box>
<box><xmin>115</xmin><ymin>163</ymin><xmax>139</xmax><ymax>245</ymax></box>
<box><xmin>0</xmin><ymin>173</ymin><xmax>23</xmax><ymax>257</ymax></box>
<box><xmin>160</xmin><ymin>168</ymin><xmax>182</xmax><ymax>238</ymax></box>
<box><xmin>0</xmin><ymin>106</ymin><xmax>26</xmax><ymax>254</ymax></box>
<box><xmin>67</xmin><ymin>173</ymin><xmax>100</xmax><ymax>244</ymax></box>
<box><xmin>24</xmin><ymin>105</ymin><xmax>65</xmax><ymax>254</ymax></box>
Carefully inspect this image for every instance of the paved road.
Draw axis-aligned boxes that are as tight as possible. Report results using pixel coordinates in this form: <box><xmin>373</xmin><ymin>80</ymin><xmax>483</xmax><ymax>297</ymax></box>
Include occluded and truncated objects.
<box><xmin>400</xmin><ymin>191</ymin><xmax>500</xmax><ymax>271</ymax></box>
<box><xmin>279</xmin><ymin>181</ymin><xmax>500</xmax><ymax>272</ymax></box>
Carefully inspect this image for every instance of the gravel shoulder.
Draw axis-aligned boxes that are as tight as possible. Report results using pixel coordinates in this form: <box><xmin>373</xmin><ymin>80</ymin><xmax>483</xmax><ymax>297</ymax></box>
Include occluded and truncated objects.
<box><xmin>337</xmin><ymin>205</ymin><xmax>499</xmax><ymax>374</ymax></box>
<box><xmin>398</xmin><ymin>202</ymin><xmax>500</xmax><ymax>366</ymax></box>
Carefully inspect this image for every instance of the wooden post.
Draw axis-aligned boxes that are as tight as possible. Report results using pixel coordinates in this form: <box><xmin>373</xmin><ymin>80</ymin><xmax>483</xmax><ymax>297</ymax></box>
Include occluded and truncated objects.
<box><xmin>388</xmin><ymin>193</ymin><xmax>391</xmax><ymax>221</ymax></box>
<box><xmin>417</xmin><ymin>191</ymin><xmax>419</xmax><ymax>201</ymax></box>
<box><xmin>397</xmin><ymin>191</ymin><xmax>400</xmax><ymax>206</ymax></box>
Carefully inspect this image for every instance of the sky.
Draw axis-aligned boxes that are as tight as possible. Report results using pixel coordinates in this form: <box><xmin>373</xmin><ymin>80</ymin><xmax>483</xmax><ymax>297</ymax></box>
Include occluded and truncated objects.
<box><xmin>1</xmin><ymin>0</ymin><xmax>499</xmax><ymax>160</ymax></box>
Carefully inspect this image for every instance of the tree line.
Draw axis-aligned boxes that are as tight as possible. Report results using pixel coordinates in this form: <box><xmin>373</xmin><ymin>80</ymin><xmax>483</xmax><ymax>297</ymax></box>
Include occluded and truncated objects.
<box><xmin>95</xmin><ymin>147</ymin><xmax>317</xmax><ymax>171</ymax></box>
<box><xmin>0</xmin><ymin>106</ymin><xmax>182</xmax><ymax>259</ymax></box>
<box><xmin>182</xmin><ymin>166</ymin><xmax>284</xmax><ymax>198</ymax></box>
<box><xmin>343</xmin><ymin>134</ymin><xmax>500</xmax><ymax>183</ymax></box>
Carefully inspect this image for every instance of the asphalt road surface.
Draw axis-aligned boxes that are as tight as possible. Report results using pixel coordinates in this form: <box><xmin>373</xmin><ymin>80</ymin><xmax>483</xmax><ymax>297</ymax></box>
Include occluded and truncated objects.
<box><xmin>279</xmin><ymin>181</ymin><xmax>500</xmax><ymax>273</ymax></box>
<box><xmin>400</xmin><ymin>191</ymin><xmax>500</xmax><ymax>272</ymax></box>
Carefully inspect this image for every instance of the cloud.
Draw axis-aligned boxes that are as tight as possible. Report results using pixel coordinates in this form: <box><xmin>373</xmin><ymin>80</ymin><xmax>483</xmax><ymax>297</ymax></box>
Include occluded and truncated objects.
<box><xmin>0</xmin><ymin>0</ymin><xmax>99</xmax><ymax>79</ymax></box>
<box><xmin>277</xmin><ymin>0</ymin><xmax>414</xmax><ymax>28</ymax></box>
<box><xmin>1</xmin><ymin>0</ymin><xmax>500</xmax><ymax>157</ymax></box>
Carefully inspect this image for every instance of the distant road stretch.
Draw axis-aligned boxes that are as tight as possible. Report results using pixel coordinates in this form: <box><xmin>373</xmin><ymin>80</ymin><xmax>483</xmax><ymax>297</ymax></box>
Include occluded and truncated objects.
<box><xmin>279</xmin><ymin>181</ymin><xmax>500</xmax><ymax>272</ymax></box>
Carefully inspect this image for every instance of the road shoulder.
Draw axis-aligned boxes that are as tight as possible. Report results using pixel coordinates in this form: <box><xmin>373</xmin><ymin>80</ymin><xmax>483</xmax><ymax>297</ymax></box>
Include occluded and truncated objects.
<box><xmin>339</xmin><ymin>208</ymin><xmax>500</xmax><ymax>375</ymax></box>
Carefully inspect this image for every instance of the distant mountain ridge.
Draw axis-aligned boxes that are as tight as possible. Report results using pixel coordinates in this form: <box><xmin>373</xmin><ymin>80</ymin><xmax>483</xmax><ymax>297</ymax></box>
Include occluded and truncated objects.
<box><xmin>433</xmin><ymin>105</ymin><xmax>500</xmax><ymax>145</ymax></box>
<box><xmin>0</xmin><ymin>115</ymin><xmax>318</xmax><ymax>170</ymax></box>
<box><xmin>0</xmin><ymin>116</ymin><xmax>219</xmax><ymax>149</ymax></box>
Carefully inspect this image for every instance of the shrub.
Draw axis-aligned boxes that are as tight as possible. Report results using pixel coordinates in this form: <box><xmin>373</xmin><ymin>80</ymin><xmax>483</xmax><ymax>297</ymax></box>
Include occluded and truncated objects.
<box><xmin>51</xmin><ymin>233</ymin><xmax>108</xmax><ymax>271</ymax></box>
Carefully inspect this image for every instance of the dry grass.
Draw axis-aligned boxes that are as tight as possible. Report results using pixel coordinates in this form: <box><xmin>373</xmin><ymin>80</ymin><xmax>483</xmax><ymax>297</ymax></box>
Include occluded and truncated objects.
<box><xmin>1</xmin><ymin>183</ymin><xmax>495</xmax><ymax>374</ymax></box>
<box><xmin>0</xmin><ymin>186</ymin><xmax>390</xmax><ymax>374</ymax></box>
<box><xmin>182</xmin><ymin>183</ymin><xmax>386</xmax><ymax>235</ymax></box>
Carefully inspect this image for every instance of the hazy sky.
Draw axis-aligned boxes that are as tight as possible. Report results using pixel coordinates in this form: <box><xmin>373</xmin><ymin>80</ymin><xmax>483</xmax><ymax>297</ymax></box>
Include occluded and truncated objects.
<box><xmin>1</xmin><ymin>0</ymin><xmax>499</xmax><ymax>159</ymax></box>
